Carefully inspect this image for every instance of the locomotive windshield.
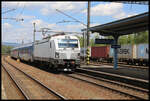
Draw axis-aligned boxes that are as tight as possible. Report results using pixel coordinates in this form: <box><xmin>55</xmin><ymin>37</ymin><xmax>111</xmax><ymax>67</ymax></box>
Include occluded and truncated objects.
<box><xmin>58</xmin><ymin>39</ymin><xmax>78</xmax><ymax>48</ymax></box>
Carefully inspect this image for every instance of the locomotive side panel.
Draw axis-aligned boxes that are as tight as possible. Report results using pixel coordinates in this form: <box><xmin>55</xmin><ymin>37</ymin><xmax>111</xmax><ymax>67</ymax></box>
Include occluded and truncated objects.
<box><xmin>33</xmin><ymin>39</ymin><xmax>51</xmax><ymax>61</ymax></box>
<box><xmin>49</xmin><ymin>40</ymin><xmax>56</xmax><ymax>59</ymax></box>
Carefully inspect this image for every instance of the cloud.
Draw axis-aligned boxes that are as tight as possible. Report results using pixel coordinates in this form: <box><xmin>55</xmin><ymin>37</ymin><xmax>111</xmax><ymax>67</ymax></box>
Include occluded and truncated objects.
<box><xmin>40</xmin><ymin>2</ymin><xmax>86</xmax><ymax>16</ymax></box>
<box><xmin>2</xmin><ymin>23</ymin><xmax>12</xmax><ymax>29</ymax></box>
<box><xmin>112</xmin><ymin>12</ymin><xmax>126</xmax><ymax>19</ymax></box>
<box><xmin>30</xmin><ymin>19</ymin><xmax>43</xmax><ymax>26</ymax></box>
<box><xmin>51</xmin><ymin>2</ymin><xmax>75</xmax><ymax>11</ymax></box>
<box><xmin>82</xmin><ymin>2</ymin><xmax>123</xmax><ymax>16</ymax></box>
<box><xmin>2</xmin><ymin>18</ymin><xmax>85</xmax><ymax>43</ymax></box>
<box><xmin>90</xmin><ymin>23</ymin><xmax>100</xmax><ymax>27</ymax></box>
<box><xmin>82</xmin><ymin>2</ymin><xmax>138</xmax><ymax>20</ymax></box>
<box><xmin>19</xmin><ymin>15</ymin><xmax>36</xmax><ymax>20</ymax></box>
<box><xmin>30</xmin><ymin>18</ymin><xmax>86</xmax><ymax>32</ymax></box>
<box><xmin>113</xmin><ymin>12</ymin><xmax>138</xmax><ymax>19</ymax></box>
<box><xmin>2</xmin><ymin>2</ymin><xmax>86</xmax><ymax>16</ymax></box>
<box><xmin>61</xmin><ymin>24</ymin><xmax>85</xmax><ymax>31</ymax></box>
<box><xmin>126</xmin><ymin>13</ymin><xmax>138</xmax><ymax>17</ymax></box>
<box><xmin>2</xmin><ymin>23</ymin><xmax>34</xmax><ymax>43</ymax></box>
<box><xmin>40</xmin><ymin>8</ymin><xmax>50</xmax><ymax>15</ymax></box>
<box><xmin>2</xmin><ymin>2</ymin><xmax>47</xmax><ymax>9</ymax></box>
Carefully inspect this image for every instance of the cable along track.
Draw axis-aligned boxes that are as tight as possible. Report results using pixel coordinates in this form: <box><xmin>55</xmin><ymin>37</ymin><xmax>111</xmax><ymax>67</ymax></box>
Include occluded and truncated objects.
<box><xmin>2</xmin><ymin>58</ymin><xmax>66</xmax><ymax>100</ymax></box>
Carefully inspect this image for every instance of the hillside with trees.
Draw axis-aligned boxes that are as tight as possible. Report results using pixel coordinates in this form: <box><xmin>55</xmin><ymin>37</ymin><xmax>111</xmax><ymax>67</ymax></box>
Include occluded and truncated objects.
<box><xmin>1</xmin><ymin>45</ymin><xmax>13</xmax><ymax>54</ymax></box>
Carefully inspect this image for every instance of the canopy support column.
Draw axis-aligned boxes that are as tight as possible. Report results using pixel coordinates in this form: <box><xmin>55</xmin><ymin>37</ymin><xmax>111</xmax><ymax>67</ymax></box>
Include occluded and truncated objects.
<box><xmin>113</xmin><ymin>35</ymin><xmax>119</xmax><ymax>69</ymax></box>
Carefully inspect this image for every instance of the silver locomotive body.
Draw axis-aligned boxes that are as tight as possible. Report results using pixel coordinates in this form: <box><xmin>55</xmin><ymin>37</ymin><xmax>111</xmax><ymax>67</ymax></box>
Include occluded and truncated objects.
<box><xmin>33</xmin><ymin>34</ymin><xmax>80</xmax><ymax>71</ymax></box>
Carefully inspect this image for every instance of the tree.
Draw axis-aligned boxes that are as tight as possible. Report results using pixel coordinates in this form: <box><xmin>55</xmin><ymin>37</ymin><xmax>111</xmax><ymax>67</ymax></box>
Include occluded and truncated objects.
<box><xmin>1</xmin><ymin>45</ymin><xmax>13</xmax><ymax>54</ymax></box>
<box><xmin>127</xmin><ymin>34</ymin><xmax>134</xmax><ymax>44</ymax></box>
<box><xmin>133</xmin><ymin>31</ymin><xmax>148</xmax><ymax>44</ymax></box>
<box><xmin>76</xmin><ymin>36</ymin><xmax>84</xmax><ymax>47</ymax></box>
<box><xmin>118</xmin><ymin>35</ymin><xmax>128</xmax><ymax>44</ymax></box>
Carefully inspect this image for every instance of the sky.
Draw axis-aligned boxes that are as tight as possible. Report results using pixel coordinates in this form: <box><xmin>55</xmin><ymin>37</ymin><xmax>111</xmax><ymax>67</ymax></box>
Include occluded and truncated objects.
<box><xmin>2</xmin><ymin>1</ymin><xmax>149</xmax><ymax>44</ymax></box>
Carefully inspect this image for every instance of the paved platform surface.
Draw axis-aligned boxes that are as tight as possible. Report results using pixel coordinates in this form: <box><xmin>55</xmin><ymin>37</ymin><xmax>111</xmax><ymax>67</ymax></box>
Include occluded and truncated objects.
<box><xmin>2</xmin><ymin>81</ymin><xmax>7</xmax><ymax>99</ymax></box>
<box><xmin>80</xmin><ymin>65</ymin><xmax>149</xmax><ymax>80</ymax></box>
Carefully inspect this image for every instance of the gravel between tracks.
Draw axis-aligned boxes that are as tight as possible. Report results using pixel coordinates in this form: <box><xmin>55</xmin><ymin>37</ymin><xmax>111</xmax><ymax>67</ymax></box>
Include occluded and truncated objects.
<box><xmin>69</xmin><ymin>73</ymin><xmax>149</xmax><ymax>99</ymax></box>
<box><xmin>2</xmin><ymin>60</ymin><xmax>60</xmax><ymax>99</ymax></box>
<box><xmin>3</xmin><ymin>57</ymin><xmax>136</xmax><ymax>100</ymax></box>
<box><xmin>1</xmin><ymin>65</ymin><xmax>25</xmax><ymax>99</ymax></box>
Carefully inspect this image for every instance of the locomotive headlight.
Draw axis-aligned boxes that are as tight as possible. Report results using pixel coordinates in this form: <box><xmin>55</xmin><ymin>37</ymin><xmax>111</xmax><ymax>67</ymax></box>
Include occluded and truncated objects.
<box><xmin>55</xmin><ymin>52</ymin><xmax>59</xmax><ymax>58</ymax></box>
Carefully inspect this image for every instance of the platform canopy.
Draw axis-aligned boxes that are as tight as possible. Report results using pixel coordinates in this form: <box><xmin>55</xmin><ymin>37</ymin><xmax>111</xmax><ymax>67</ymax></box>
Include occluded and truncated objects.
<box><xmin>81</xmin><ymin>12</ymin><xmax>148</xmax><ymax>70</ymax></box>
<box><xmin>82</xmin><ymin>12</ymin><xmax>149</xmax><ymax>36</ymax></box>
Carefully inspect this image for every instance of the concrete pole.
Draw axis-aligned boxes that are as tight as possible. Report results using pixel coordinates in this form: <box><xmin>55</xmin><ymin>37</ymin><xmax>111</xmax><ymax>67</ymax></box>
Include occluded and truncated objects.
<box><xmin>33</xmin><ymin>22</ymin><xmax>36</xmax><ymax>44</ymax></box>
<box><xmin>87</xmin><ymin>1</ymin><xmax>90</xmax><ymax>47</ymax></box>
<box><xmin>86</xmin><ymin>1</ymin><xmax>90</xmax><ymax>65</ymax></box>
<box><xmin>84</xmin><ymin>31</ymin><xmax>86</xmax><ymax>62</ymax></box>
<box><xmin>33</xmin><ymin>22</ymin><xmax>36</xmax><ymax>58</ymax></box>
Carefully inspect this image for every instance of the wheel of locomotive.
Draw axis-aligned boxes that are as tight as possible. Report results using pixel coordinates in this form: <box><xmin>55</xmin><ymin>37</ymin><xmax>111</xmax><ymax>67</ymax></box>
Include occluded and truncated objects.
<box><xmin>48</xmin><ymin>63</ymin><xmax>54</xmax><ymax>71</ymax></box>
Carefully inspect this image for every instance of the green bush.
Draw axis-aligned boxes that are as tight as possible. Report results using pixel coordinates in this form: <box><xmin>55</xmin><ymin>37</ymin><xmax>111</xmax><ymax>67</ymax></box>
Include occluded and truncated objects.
<box><xmin>1</xmin><ymin>45</ymin><xmax>13</xmax><ymax>54</ymax></box>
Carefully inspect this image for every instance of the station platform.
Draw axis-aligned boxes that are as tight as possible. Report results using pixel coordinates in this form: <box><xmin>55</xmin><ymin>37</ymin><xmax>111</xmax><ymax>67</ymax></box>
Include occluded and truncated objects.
<box><xmin>80</xmin><ymin>64</ymin><xmax>149</xmax><ymax>80</ymax></box>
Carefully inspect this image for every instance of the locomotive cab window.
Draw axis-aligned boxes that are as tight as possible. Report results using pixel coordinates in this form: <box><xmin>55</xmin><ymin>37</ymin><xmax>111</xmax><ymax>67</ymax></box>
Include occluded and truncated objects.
<box><xmin>58</xmin><ymin>39</ymin><xmax>78</xmax><ymax>48</ymax></box>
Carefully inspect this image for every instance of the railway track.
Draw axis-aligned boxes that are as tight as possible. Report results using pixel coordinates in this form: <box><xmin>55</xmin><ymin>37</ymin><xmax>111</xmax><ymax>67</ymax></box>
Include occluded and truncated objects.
<box><xmin>63</xmin><ymin>72</ymin><xmax>149</xmax><ymax>100</ymax></box>
<box><xmin>102</xmin><ymin>62</ymin><xmax>148</xmax><ymax>69</ymax></box>
<box><xmin>86</xmin><ymin>61</ymin><xmax>148</xmax><ymax>69</ymax></box>
<box><xmin>2</xmin><ymin>57</ymin><xmax>66</xmax><ymax>100</ymax></box>
<box><xmin>2</xmin><ymin>56</ymin><xmax>148</xmax><ymax>99</ymax></box>
<box><xmin>76</xmin><ymin>68</ymin><xmax>149</xmax><ymax>89</ymax></box>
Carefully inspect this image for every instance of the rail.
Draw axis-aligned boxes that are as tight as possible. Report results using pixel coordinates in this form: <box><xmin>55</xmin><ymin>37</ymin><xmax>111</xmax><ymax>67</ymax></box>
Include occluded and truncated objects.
<box><xmin>63</xmin><ymin>72</ymin><xmax>148</xmax><ymax>100</ymax></box>
<box><xmin>2</xmin><ymin>57</ymin><xmax>66</xmax><ymax>100</ymax></box>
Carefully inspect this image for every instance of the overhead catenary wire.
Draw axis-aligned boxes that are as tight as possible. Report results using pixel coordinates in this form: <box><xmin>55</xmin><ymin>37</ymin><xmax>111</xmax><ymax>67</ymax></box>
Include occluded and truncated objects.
<box><xmin>2</xmin><ymin>17</ymin><xmax>24</xmax><ymax>21</ymax></box>
<box><xmin>2</xmin><ymin>2</ymin><xmax>24</xmax><ymax>22</ymax></box>
<box><xmin>115</xmin><ymin>1</ymin><xmax>149</xmax><ymax>5</ymax></box>
<box><xmin>7</xmin><ymin>2</ymin><xmax>20</xmax><ymax>19</ymax></box>
<box><xmin>101</xmin><ymin>1</ymin><xmax>149</xmax><ymax>5</ymax></box>
<box><xmin>36</xmin><ymin>30</ymin><xmax>83</xmax><ymax>34</ymax></box>
<box><xmin>56</xmin><ymin>20</ymin><xmax>79</xmax><ymax>24</ymax></box>
<box><xmin>56</xmin><ymin>9</ymin><xmax>87</xmax><ymax>27</ymax></box>
<box><xmin>2</xmin><ymin>2</ymin><xmax>19</xmax><ymax>14</ymax></box>
<box><xmin>16</xmin><ymin>3</ymin><xmax>26</xmax><ymax>19</ymax></box>
<box><xmin>2</xmin><ymin>8</ymin><xmax>17</xmax><ymax>14</ymax></box>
